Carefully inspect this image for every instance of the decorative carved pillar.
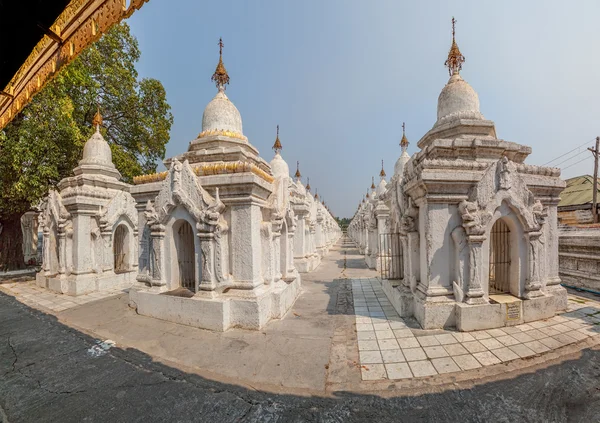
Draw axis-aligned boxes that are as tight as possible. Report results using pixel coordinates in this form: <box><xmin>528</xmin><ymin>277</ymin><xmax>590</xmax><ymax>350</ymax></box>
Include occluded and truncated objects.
<box><xmin>465</xmin><ymin>235</ymin><xmax>487</xmax><ymax>304</ymax></box>
<box><xmin>100</xmin><ymin>231</ymin><xmax>112</xmax><ymax>273</ymax></box>
<box><xmin>524</xmin><ymin>231</ymin><xmax>544</xmax><ymax>299</ymax></box>
<box><xmin>198</xmin><ymin>232</ymin><xmax>217</xmax><ymax>291</ymax></box>
<box><xmin>57</xmin><ymin>230</ymin><xmax>67</xmax><ymax>275</ymax></box>
<box><xmin>149</xmin><ymin>226</ymin><xmax>166</xmax><ymax>287</ymax></box>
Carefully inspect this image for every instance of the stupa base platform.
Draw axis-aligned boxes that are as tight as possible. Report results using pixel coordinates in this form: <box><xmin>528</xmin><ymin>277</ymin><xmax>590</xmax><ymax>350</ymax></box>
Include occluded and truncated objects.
<box><xmin>35</xmin><ymin>270</ymin><xmax>136</xmax><ymax>296</ymax></box>
<box><xmin>128</xmin><ymin>275</ymin><xmax>301</xmax><ymax>332</ymax></box>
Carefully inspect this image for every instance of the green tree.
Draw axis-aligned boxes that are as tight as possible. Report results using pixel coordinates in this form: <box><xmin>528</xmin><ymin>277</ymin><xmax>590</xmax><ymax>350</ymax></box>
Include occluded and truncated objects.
<box><xmin>0</xmin><ymin>22</ymin><xmax>173</xmax><ymax>270</ymax></box>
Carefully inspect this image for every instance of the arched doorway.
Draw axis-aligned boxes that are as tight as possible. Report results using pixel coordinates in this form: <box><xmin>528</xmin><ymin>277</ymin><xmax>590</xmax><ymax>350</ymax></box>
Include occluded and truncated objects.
<box><xmin>174</xmin><ymin>220</ymin><xmax>196</xmax><ymax>292</ymax></box>
<box><xmin>489</xmin><ymin>219</ymin><xmax>511</xmax><ymax>294</ymax></box>
<box><xmin>113</xmin><ymin>224</ymin><xmax>128</xmax><ymax>273</ymax></box>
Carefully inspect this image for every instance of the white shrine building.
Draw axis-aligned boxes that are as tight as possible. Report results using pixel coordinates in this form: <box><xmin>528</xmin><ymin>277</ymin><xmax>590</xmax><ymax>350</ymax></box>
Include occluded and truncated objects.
<box><xmin>36</xmin><ymin>40</ymin><xmax>341</xmax><ymax>331</ymax></box>
<box><xmin>349</xmin><ymin>20</ymin><xmax>567</xmax><ymax>331</ymax></box>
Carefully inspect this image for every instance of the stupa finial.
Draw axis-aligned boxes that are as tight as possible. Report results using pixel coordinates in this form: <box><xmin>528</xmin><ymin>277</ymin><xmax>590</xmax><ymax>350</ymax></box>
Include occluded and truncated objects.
<box><xmin>306</xmin><ymin>177</ymin><xmax>311</xmax><ymax>192</ymax></box>
<box><xmin>294</xmin><ymin>161</ymin><xmax>301</xmax><ymax>179</ymax></box>
<box><xmin>371</xmin><ymin>176</ymin><xmax>376</xmax><ymax>190</ymax></box>
<box><xmin>400</xmin><ymin>122</ymin><xmax>409</xmax><ymax>150</ymax></box>
<box><xmin>380</xmin><ymin>160</ymin><xmax>386</xmax><ymax>179</ymax></box>
<box><xmin>212</xmin><ymin>38</ymin><xmax>230</xmax><ymax>90</ymax></box>
<box><xmin>444</xmin><ymin>17</ymin><xmax>465</xmax><ymax>76</ymax></box>
<box><xmin>272</xmin><ymin>125</ymin><xmax>282</xmax><ymax>153</ymax></box>
<box><xmin>92</xmin><ymin>104</ymin><xmax>102</xmax><ymax>131</ymax></box>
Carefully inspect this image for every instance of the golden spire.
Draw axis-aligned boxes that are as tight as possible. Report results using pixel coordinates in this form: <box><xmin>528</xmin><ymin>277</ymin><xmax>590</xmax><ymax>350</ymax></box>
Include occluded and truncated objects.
<box><xmin>306</xmin><ymin>177</ymin><xmax>311</xmax><ymax>191</ymax></box>
<box><xmin>211</xmin><ymin>38</ymin><xmax>230</xmax><ymax>89</ymax></box>
<box><xmin>294</xmin><ymin>161</ymin><xmax>301</xmax><ymax>179</ymax></box>
<box><xmin>92</xmin><ymin>104</ymin><xmax>102</xmax><ymax>130</ymax></box>
<box><xmin>371</xmin><ymin>176</ymin><xmax>376</xmax><ymax>190</ymax></box>
<box><xmin>379</xmin><ymin>160</ymin><xmax>386</xmax><ymax>179</ymax></box>
<box><xmin>272</xmin><ymin>125</ymin><xmax>282</xmax><ymax>153</ymax></box>
<box><xmin>444</xmin><ymin>17</ymin><xmax>465</xmax><ymax>76</ymax></box>
<box><xmin>366</xmin><ymin>188</ymin><xmax>369</xmax><ymax>199</ymax></box>
<box><xmin>314</xmin><ymin>188</ymin><xmax>319</xmax><ymax>200</ymax></box>
<box><xmin>400</xmin><ymin>122</ymin><xmax>409</xmax><ymax>149</ymax></box>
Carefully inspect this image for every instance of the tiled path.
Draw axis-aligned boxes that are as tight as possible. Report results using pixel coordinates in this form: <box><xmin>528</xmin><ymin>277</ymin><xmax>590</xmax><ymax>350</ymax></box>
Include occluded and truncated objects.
<box><xmin>0</xmin><ymin>280</ymin><xmax>126</xmax><ymax>313</ymax></box>
<box><xmin>352</xmin><ymin>278</ymin><xmax>600</xmax><ymax>381</ymax></box>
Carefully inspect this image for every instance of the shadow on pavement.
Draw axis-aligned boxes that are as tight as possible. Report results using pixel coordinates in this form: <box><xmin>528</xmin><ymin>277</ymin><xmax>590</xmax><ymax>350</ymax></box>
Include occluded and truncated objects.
<box><xmin>2</xmin><ymin>291</ymin><xmax>600</xmax><ymax>422</ymax></box>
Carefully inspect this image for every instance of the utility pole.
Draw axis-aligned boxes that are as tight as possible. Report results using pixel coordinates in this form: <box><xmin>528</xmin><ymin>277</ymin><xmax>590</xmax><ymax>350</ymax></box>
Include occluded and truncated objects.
<box><xmin>589</xmin><ymin>137</ymin><xmax>599</xmax><ymax>223</ymax></box>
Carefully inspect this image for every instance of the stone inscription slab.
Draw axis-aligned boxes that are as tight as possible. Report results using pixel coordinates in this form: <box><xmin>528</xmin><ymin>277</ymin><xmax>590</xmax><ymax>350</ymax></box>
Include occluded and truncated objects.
<box><xmin>506</xmin><ymin>302</ymin><xmax>521</xmax><ymax>321</ymax></box>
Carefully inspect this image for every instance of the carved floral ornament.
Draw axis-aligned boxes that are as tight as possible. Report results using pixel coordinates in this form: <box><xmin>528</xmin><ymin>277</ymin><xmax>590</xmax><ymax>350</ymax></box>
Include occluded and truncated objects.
<box><xmin>458</xmin><ymin>157</ymin><xmax>549</xmax><ymax>238</ymax></box>
<box><xmin>144</xmin><ymin>159</ymin><xmax>226</xmax><ymax>232</ymax></box>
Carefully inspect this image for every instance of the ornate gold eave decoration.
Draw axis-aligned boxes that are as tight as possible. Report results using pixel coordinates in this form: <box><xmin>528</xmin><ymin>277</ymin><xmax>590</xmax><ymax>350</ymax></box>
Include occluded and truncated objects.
<box><xmin>133</xmin><ymin>161</ymin><xmax>275</xmax><ymax>185</ymax></box>
<box><xmin>0</xmin><ymin>0</ymin><xmax>149</xmax><ymax>131</ymax></box>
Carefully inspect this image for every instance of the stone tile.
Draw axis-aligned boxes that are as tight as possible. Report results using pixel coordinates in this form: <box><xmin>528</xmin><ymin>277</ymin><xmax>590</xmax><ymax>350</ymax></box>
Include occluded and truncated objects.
<box><xmin>357</xmin><ymin>331</ymin><xmax>376</xmax><ymax>341</ymax></box>
<box><xmin>471</xmin><ymin>331</ymin><xmax>492</xmax><ymax>340</ymax></box>
<box><xmin>486</xmin><ymin>328</ymin><xmax>506</xmax><ymax>337</ymax></box>
<box><xmin>539</xmin><ymin>327</ymin><xmax>561</xmax><ymax>337</ymax></box>
<box><xmin>553</xmin><ymin>333</ymin><xmax>578</xmax><ymax>346</ymax></box>
<box><xmin>500</xmin><ymin>326</ymin><xmax>521</xmax><ymax>335</ymax></box>
<box><xmin>509</xmin><ymin>344</ymin><xmax>536</xmax><ymax>358</ymax></box>
<box><xmin>497</xmin><ymin>335</ymin><xmax>520</xmax><ymax>347</ymax></box>
<box><xmin>516</xmin><ymin>323</ymin><xmax>534</xmax><ymax>332</ymax></box>
<box><xmin>511</xmin><ymin>332</ymin><xmax>535</xmax><ymax>344</ymax></box>
<box><xmin>385</xmin><ymin>362</ymin><xmax>413</xmax><ymax>379</ymax></box>
<box><xmin>417</xmin><ymin>335</ymin><xmax>440</xmax><ymax>347</ymax></box>
<box><xmin>528</xmin><ymin>321</ymin><xmax>547</xmax><ymax>329</ymax></box>
<box><xmin>435</xmin><ymin>334</ymin><xmax>458</xmax><ymax>345</ymax></box>
<box><xmin>375</xmin><ymin>330</ymin><xmax>395</xmax><ymax>340</ymax></box>
<box><xmin>397</xmin><ymin>337</ymin><xmax>420</xmax><ymax>349</ymax></box>
<box><xmin>424</xmin><ymin>346</ymin><xmax>449</xmax><ymax>359</ymax></box>
<box><xmin>393</xmin><ymin>329</ymin><xmax>414</xmax><ymax>339</ymax></box>
<box><xmin>524</xmin><ymin>340</ymin><xmax>550</xmax><ymax>354</ymax></box>
<box><xmin>358</xmin><ymin>340</ymin><xmax>380</xmax><ymax>351</ymax></box>
<box><xmin>539</xmin><ymin>337</ymin><xmax>562</xmax><ymax>350</ymax></box>
<box><xmin>552</xmin><ymin>323</ymin><xmax>571</xmax><ymax>333</ymax></box>
<box><xmin>369</xmin><ymin>312</ymin><xmax>386</xmax><ymax>318</ymax></box>
<box><xmin>473</xmin><ymin>351</ymin><xmax>502</xmax><ymax>366</ymax></box>
<box><xmin>378</xmin><ymin>339</ymin><xmax>400</xmax><ymax>350</ymax></box>
<box><xmin>490</xmin><ymin>347</ymin><xmax>519</xmax><ymax>362</ymax></box>
<box><xmin>452</xmin><ymin>333</ymin><xmax>475</xmax><ymax>343</ymax></box>
<box><xmin>453</xmin><ymin>354</ymin><xmax>482</xmax><ymax>370</ymax></box>
<box><xmin>355</xmin><ymin>316</ymin><xmax>371</xmax><ymax>324</ymax></box>
<box><xmin>402</xmin><ymin>347</ymin><xmax>427</xmax><ymax>361</ymax></box>
<box><xmin>361</xmin><ymin>363</ymin><xmax>387</xmax><ymax>381</ymax></box>
<box><xmin>479</xmin><ymin>338</ymin><xmax>503</xmax><ymax>350</ymax></box>
<box><xmin>359</xmin><ymin>350</ymin><xmax>383</xmax><ymax>364</ymax></box>
<box><xmin>356</xmin><ymin>323</ymin><xmax>373</xmax><ymax>332</ymax></box>
<box><xmin>371</xmin><ymin>317</ymin><xmax>389</xmax><ymax>325</ymax></box>
<box><xmin>462</xmin><ymin>340</ymin><xmax>488</xmax><ymax>353</ymax></box>
<box><xmin>443</xmin><ymin>343</ymin><xmax>469</xmax><ymax>356</ymax></box>
<box><xmin>431</xmin><ymin>357</ymin><xmax>460</xmax><ymax>374</ymax></box>
<box><xmin>381</xmin><ymin>349</ymin><xmax>405</xmax><ymax>363</ymax></box>
<box><xmin>525</xmin><ymin>329</ymin><xmax>548</xmax><ymax>341</ymax></box>
<box><xmin>408</xmin><ymin>360</ymin><xmax>438</xmax><ymax>377</ymax></box>
<box><xmin>568</xmin><ymin>330</ymin><xmax>589</xmax><ymax>341</ymax></box>
<box><xmin>389</xmin><ymin>321</ymin><xmax>409</xmax><ymax>330</ymax></box>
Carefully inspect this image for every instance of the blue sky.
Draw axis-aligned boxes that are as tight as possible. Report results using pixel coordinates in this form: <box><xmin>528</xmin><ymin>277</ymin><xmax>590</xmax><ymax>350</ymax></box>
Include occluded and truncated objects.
<box><xmin>127</xmin><ymin>0</ymin><xmax>600</xmax><ymax>218</ymax></box>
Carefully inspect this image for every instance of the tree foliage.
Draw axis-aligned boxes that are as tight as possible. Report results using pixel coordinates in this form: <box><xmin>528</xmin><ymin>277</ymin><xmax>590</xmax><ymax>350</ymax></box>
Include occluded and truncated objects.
<box><xmin>0</xmin><ymin>22</ymin><xmax>173</xmax><ymax>270</ymax></box>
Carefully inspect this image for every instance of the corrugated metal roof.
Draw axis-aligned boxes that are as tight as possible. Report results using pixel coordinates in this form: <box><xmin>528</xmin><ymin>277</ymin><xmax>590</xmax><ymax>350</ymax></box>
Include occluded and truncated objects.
<box><xmin>558</xmin><ymin>175</ymin><xmax>599</xmax><ymax>207</ymax></box>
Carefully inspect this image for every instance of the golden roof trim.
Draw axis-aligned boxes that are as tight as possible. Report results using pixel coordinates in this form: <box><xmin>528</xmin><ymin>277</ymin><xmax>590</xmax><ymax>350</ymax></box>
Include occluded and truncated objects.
<box><xmin>197</xmin><ymin>128</ymin><xmax>247</xmax><ymax>141</ymax></box>
<box><xmin>133</xmin><ymin>160</ymin><xmax>275</xmax><ymax>185</ymax></box>
<box><xmin>0</xmin><ymin>0</ymin><xmax>149</xmax><ymax>131</ymax></box>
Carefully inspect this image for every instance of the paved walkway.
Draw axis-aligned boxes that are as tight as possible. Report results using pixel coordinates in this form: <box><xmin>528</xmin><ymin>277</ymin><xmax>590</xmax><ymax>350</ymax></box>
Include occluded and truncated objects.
<box><xmin>352</xmin><ymin>278</ymin><xmax>600</xmax><ymax>381</ymax></box>
<box><xmin>2</xmin><ymin>237</ymin><xmax>600</xmax><ymax>393</ymax></box>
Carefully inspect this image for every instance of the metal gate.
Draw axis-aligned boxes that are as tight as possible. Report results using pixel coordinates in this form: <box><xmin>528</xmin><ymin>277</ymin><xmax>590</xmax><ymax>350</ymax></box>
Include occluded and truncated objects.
<box><xmin>379</xmin><ymin>233</ymin><xmax>403</xmax><ymax>280</ymax></box>
<box><xmin>113</xmin><ymin>225</ymin><xmax>127</xmax><ymax>273</ymax></box>
<box><xmin>177</xmin><ymin>221</ymin><xmax>196</xmax><ymax>292</ymax></box>
<box><xmin>489</xmin><ymin>219</ymin><xmax>511</xmax><ymax>294</ymax></box>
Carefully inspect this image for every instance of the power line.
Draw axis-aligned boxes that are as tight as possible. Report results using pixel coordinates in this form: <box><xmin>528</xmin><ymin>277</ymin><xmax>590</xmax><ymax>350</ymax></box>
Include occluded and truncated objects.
<box><xmin>543</xmin><ymin>138</ymin><xmax>595</xmax><ymax>166</ymax></box>
<box><xmin>552</xmin><ymin>148</ymin><xmax>590</xmax><ymax>168</ymax></box>
<box><xmin>562</xmin><ymin>154</ymin><xmax>593</xmax><ymax>171</ymax></box>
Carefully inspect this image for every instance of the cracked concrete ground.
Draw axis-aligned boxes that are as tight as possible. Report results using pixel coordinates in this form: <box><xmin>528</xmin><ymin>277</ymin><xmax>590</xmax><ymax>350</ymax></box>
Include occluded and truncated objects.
<box><xmin>2</xmin><ymin>239</ymin><xmax>600</xmax><ymax>421</ymax></box>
